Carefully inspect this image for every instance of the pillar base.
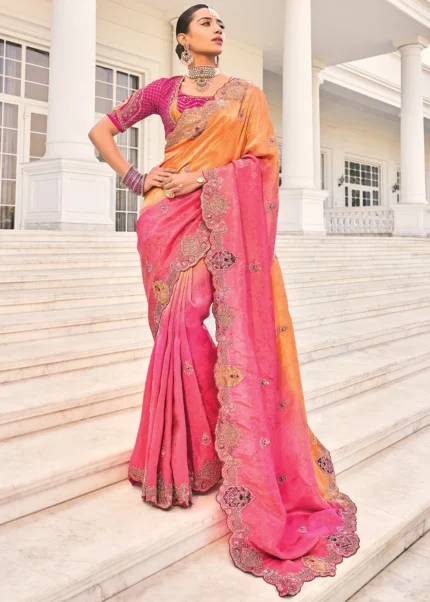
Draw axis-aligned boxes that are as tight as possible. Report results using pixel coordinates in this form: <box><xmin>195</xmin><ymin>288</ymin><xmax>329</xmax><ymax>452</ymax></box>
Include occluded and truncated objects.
<box><xmin>391</xmin><ymin>202</ymin><xmax>430</xmax><ymax>238</ymax></box>
<box><xmin>277</xmin><ymin>187</ymin><xmax>329</xmax><ymax>235</ymax></box>
<box><xmin>21</xmin><ymin>157</ymin><xmax>115</xmax><ymax>231</ymax></box>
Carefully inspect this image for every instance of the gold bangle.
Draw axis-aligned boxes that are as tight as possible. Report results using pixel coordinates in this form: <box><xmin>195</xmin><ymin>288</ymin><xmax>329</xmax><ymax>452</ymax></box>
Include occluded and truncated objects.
<box><xmin>141</xmin><ymin>173</ymin><xmax>147</xmax><ymax>197</ymax></box>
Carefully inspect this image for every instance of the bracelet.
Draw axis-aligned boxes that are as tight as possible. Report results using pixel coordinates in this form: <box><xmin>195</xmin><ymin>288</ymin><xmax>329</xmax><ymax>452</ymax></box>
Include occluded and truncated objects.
<box><xmin>141</xmin><ymin>173</ymin><xmax>147</xmax><ymax>197</ymax></box>
<box><xmin>121</xmin><ymin>163</ymin><xmax>145</xmax><ymax>196</ymax></box>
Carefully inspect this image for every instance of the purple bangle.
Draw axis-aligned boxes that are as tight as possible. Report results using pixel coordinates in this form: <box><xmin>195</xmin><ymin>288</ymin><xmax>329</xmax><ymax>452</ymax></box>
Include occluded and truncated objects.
<box><xmin>121</xmin><ymin>164</ymin><xmax>146</xmax><ymax>196</ymax></box>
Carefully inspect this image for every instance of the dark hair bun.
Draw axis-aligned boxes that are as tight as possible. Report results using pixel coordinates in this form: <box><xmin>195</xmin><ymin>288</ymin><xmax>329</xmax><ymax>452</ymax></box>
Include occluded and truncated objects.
<box><xmin>175</xmin><ymin>43</ymin><xmax>183</xmax><ymax>60</ymax></box>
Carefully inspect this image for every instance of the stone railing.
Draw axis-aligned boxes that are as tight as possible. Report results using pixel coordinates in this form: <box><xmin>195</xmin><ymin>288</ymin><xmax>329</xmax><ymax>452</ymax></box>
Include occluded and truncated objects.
<box><xmin>325</xmin><ymin>207</ymin><xmax>394</xmax><ymax>235</ymax></box>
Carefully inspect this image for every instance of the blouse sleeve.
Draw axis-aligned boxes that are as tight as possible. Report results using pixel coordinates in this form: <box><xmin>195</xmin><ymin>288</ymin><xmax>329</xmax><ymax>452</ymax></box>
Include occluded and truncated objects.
<box><xmin>106</xmin><ymin>79</ymin><xmax>165</xmax><ymax>133</ymax></box>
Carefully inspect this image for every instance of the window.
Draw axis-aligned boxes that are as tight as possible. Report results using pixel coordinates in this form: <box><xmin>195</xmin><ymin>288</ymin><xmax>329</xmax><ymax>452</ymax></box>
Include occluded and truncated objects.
<box><xmin>95</xmin><ymin>66</ymin><xmax>142</xmax><ymax>233</ymax></box>
<box><xmin>344</xmin><ymin>159</ymin><xmax>380</xmax><ymax>207</ymax></box>
<box><xmin>0</xmin><ymin>102</ymin><xmax>18</xmax><ymax>229</ymax></box>
<box><xmin>396</xmin><ymin>168</ymin><xmax>401</xmax><ymax>203</ymax></box>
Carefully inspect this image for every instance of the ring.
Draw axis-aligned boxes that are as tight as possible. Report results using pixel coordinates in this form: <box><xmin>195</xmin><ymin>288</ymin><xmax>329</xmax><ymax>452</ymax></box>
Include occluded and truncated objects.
<box><xmin>164</xmin><ymin>189</ymin><xmax>175</xmax><ymax>198</ymax></box>
<box><xmin>178</xmin><ymin>184</ymin><xmax>183</xmax><ymax>188</ymax></box>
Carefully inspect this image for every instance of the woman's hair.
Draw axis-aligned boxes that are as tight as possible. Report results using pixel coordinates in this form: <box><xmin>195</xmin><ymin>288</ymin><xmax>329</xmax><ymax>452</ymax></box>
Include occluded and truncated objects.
<box><xmin>175</xmin><ymin>4</ymin><xmax>209</xmax><ymax>60</ymax></box>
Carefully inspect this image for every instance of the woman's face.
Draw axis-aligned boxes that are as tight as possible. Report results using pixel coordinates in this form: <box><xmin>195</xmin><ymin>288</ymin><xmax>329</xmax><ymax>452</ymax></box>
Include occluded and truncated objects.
<box><xmin>179</xmin><ymin>7</ymin><xmax>225</xmax><ymax>57</ymax></box>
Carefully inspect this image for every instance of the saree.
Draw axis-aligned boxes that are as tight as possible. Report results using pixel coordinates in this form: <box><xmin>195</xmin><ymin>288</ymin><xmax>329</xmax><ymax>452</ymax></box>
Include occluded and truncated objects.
<box><xmin>108</xmin><ymin>76</ymin><xmax>360</xmax><ymax>596</ymax></box>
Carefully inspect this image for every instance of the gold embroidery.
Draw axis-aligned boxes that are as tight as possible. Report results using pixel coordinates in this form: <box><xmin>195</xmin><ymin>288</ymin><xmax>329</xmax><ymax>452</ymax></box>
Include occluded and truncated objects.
<box><xmin>152</xmin><ymin>280</ymin><xmax>170</xmax><ymax>304</ymax></box>
<box><xmin>183</xmin><ymin>361</ymin><xmax>194</xmax><ymax>375</ymax></box>
<box><xmin>260</xmin><ymin>437</ymin><xmax>270</xmax><ymax>448</ymax></box>
<box><xmin>202</xmin><ymin>432</ymin><xmax>211</xmax><ymax>445</ymax></box>
<box><xmin>215</xmin><ymin>365</ymin><xmax>244</xmax><ymax>387</ymax></box>
<box><xmin>276</xmin><ymin>325</ymin><xmax>288</xmax><ymax>334</ymax></box>
<box><xmin>302</xmin><ymin>556</ymin><xmax>333</xmax><ymax>573</ymax></box>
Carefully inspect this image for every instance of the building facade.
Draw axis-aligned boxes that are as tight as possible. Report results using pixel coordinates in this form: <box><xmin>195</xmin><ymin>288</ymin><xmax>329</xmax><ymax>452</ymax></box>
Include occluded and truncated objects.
<box><xmin>1</xmin><ymin>0</ymin><xmax>430</xmax><ymax>236</ymax></box>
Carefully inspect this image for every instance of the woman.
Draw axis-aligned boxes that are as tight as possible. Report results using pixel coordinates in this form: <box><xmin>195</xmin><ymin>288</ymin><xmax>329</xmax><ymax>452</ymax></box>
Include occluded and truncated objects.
<box><xmin>88</xmin><ymin>4</ymin><xmax>359</xmax><ymax>597</ymax></box>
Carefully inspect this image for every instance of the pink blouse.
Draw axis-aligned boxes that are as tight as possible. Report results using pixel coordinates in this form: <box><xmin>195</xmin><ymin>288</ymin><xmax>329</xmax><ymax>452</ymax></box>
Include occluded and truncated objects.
<box><xmin>106</xmin><ymin>76</ymin><xmax>216</xmax><ymax>137</ymax></box>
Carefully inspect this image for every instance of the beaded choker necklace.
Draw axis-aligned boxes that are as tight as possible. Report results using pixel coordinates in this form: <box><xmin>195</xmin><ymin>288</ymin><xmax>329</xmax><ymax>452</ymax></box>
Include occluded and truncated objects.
<box><xmin>187</xmin><ymin>65</ymin><xmax>220</xmax><ymax>93</ymax></box>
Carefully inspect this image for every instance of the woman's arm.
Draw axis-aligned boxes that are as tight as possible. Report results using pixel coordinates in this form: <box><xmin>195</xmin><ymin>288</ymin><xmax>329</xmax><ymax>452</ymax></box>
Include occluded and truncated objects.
<box><xmin>88</xmin><ymin>80</ymin><xmax>175</xmax><ymax>192</ymax></box>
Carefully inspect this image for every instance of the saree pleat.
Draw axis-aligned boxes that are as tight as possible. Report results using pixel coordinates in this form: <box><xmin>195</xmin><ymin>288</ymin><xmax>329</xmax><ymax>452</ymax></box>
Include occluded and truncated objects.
<box><xmin>126</xmin><ymin>76</ymin><xmax>359</xmax><ymax>596</ymax></box>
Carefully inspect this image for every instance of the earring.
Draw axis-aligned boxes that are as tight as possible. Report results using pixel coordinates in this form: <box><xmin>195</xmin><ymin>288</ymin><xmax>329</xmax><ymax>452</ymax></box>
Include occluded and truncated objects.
<box><xmin>180</xmin><ymin>42</ymin><xmax>193</xmax><ymax>66</ymax></box>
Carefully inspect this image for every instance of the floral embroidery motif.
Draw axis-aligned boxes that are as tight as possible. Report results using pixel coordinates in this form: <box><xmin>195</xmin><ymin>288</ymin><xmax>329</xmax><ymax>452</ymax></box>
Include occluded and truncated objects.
<box><xmin>183</xmin><ymin>361</ymin><xmax>194</xmax><ymax>375</ymax></box>
<box><xmin>298</xmin><ymin>525</ymin><xmax>307</xmax><ymax>533</ymax></box>
<box><xmin>278</xmin><ymin>399</ymin><xmax>289</xmax><ymax>409</ymax></box>
<box><xmin>222</xmin><ymin>485</ymin><xmax>255</xmax><ymax>509</ymax></box>
<box><xmin>276</xmin><ymin>325</ymin><xmax>288</xmax><ymax>334</ymax></box>
<box><xmin>302</xmin><ymin>556</ymin><xmax>333</xmax><ymax>574</ymax></box>
<box><xmin>202</xmin><ymin>432</ymin><xmax>211</xmax><ymax>446</ymax></box>
<box><xmin>191</xmin><ymin>457</ymin><xmax>222</xmax><ymax>490</ymax></box>
<box><xmin>152</xmin><ymin>280</ymin><xmax>170</xmax><ymax>304</ymax></box>
<box><xmin>317</xmin><ymin>455</ymin><xmax>335</xmax><ymax>474</ymax></box>
<box><xmin>159</xmin><ymin>202</ymin><xmax>168</xmax><ymax>213</ymax></box>
<box><xmin>213</xmin><ymin>301</ymin><xmax>235</xmax><ymax>330</ymax></box>
<box><xmin>260</xmin><ymin>437</ymin><xmax>270</xmax><ymax>448</ymax></box>
<box><xmin>278</xmin><ymin>474</ymin><xmax>287</xmax><ymax>483</ymax></box>
<box><xmin>265</xmin><ymin>202</ymin><xmax>277</xmax><ymax>212</ymax></box>
<box><xmin>248</xmin><ymin>263</ymin><xmax>262</xmax><ymax>272</ymax></box>
<box><xmin>180</xmin><ymin>234</ymin><xmax>203</xmax><ymax>258</ymax></box>
<box><xmin>260</xmin><ymin>378</ymin><xmax>270</xmax><ymax>386</ymax></box>
<box><xmin>327</xmin><ymin>532</ymin><xmax>360</xmax><ymax>556</ymax></box>
<box><xmin>207</xmin><ymin>249</ymin><xmax>238</xmax><ymax>271</ymax></box>
<box><xmin>231</xmin><ymin>541</ymin><xmax>264</xmax><ymax>573</ymax></box>
<box><xmin>146</xmin><ymin>259</ymin><xmax>153</xmax><ymax>272</ymax></box>
<box><xmin>215</xmin><ymin>365</ymin><xmax>244</xmax><ymax>387</ymax></box>
<box><xmin>216</xmin><ymin>418</ymin><xmax>242</xmax><ymax>451</ymax></box>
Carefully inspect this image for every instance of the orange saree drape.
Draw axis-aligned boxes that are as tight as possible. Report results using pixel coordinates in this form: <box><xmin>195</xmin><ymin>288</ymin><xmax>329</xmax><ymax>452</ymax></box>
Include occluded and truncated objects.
<box><xmin>129</xmin><ymin>77</ymin><xmax>359</xmax><ymax>597</ymax></box>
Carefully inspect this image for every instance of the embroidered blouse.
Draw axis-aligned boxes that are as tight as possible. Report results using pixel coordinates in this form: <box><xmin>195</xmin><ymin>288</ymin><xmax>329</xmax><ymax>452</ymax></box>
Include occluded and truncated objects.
<box><xmin>106</xmin><ymin>76</ymin><xmax>216</xmax><ymax>137</ymax></box>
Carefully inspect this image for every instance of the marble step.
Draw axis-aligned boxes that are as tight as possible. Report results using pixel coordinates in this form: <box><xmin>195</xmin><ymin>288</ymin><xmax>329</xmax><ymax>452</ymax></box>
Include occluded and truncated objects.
<box><xmin>2</xmin><ymin>266</ymin><xmax>430</xmax><ymax>291</ymax></box>
<box><xmin>2</xmin><ymin>365</ymin><xmax>429</xmax><ymax>526</ymax></box>
<box><xmin>348</xmin><ymin>530</ymin><xmax>430</xmax><ymax>602</ymax></box>
<box><xmin>2</xmin><ymin>286</ymin><xmax>430</xmax><ymax>343</ymax></box>
<box><xmin>2</xmin><ymin>305</ymin><xmax>430</xmax><ymax>386</ymax></box>
<box><xmin>2</xmin><ymin>278</ymin><xmax>430</xmax><ymax>315</ymax></box>
<box><xmin>0</xmin><ymin>358</ymin><xmax>147</xmax><ymax>440</ymax></box>
<box><xmin>106</xmin><ymin>427</ymin><xmax>430</xmax><ymax>602</ymax></box>
<box><xmin>1</xmin><ymin>425</ymin><xmax>428</xmax><ymax>602</ymax></box>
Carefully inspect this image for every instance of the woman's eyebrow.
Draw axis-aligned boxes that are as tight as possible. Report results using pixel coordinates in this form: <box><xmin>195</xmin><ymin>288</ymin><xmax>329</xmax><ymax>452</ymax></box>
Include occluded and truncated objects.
<box><xmin>197</xmin><ymin>16</ymin><xmax>224</xmax><ymax>25</ymax></box>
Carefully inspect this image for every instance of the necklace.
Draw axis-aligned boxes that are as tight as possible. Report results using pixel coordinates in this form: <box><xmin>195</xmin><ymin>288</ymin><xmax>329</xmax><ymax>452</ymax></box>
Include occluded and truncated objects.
<box><xmin>187</xmin><ymin>65</ymin><xmax>220</xmax><ymax>93</ymax></box>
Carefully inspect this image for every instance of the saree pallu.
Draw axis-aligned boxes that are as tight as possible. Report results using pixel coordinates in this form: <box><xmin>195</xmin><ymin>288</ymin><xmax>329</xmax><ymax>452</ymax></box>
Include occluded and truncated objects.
<box><xmin>129</xmin><ymin>78</ymin><xmax>360</xmax><ymax>596</ymax></box>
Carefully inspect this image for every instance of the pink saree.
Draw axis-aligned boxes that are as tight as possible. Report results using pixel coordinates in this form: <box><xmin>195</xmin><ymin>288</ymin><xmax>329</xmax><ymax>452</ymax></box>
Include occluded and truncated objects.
<box><xmin>107</xmin><ymin>75</ymin><xmax>360</xmax><ymax>596</ymax></box>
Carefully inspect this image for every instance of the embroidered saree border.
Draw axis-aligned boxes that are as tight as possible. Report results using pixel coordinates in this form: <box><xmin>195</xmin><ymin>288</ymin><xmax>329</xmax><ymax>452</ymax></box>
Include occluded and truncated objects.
<box><xmin>199</xmin><ymin>163</ymin><xmax>359</xmax><ymax>597</ymax></box>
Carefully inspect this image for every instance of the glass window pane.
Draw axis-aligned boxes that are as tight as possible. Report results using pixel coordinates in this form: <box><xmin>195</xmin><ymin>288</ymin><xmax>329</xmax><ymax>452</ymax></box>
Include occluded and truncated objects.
<box><xmin>1</xmin><ymin>129</ymin><xmax>17</xmax><ymax>154</ymax></box>
<box><xmin>5</xmin><ymin>58</ymin><xmax>21</xmax><ymax>78</ymax></box>
<box><xmin>117</xmin><ymin>71</ymin><xmax>128</xmax><ymax>87</ymax></box>
<box><xmin>6</xmin><ymin>42</ymin><xmax>21</xmax><ymax>60</ymax></box>
<box><xmin>30</xmin><ymin>132</ymin><xmax>46</xmax><ymax>158</ymax></box>
<box><xmin>96</xmin><ymin>81</ymin><xmax>113</xmax><ymax>101</ymax></box>
<box><xmin>3</xmin><ymin>103</ymin><xmax>18</xmax><ymax>128</ymax></box>
<box><xmin>26</xmin><ymin>46</ymin><xmax>49</xmax><ymax>68</ymax></box>
<box><xmin>127</xmin><ymin>212</ymin><xmax>137</xmax><ymax>232</ymax></box>
<box><xmin>129</xmin><ymin>127</ymin><xmax>138</xmax><ymax>148</ymax></box>
<box><xmin>127</xmin><ymin>192</ymin><xmax>137</xmax><ymax>212</ymax></box>
<box><xmin>0</xmin><ymin>205</ymin><xmax>15</xmax><ymax>229</ymax></box>
<box><xmin>115</xmin><ymin>86</ymin><xmax>129</xmax><ymax>103</ymax></box>
<box><xmin>4</xmin><ymin>77</ymin><xmax>20</xmax><ymax>96</ymax></box>
<box><xmin>2</xmin><ymin>154</ymin><xmax>17</xmax><ymax>179</ymax></box>
<box><xmin>1</xmin><ymin>179</ymin><xmax>16</xmax><ymax>205</ymax></box>
<box><xmin>95</xmin><ymin>98</ymin><xmax>113</xmax><ymax>114</ymax></box>
<box><xmin>116</xmin><ymin>190</ymin><xmax>126</xmax><ymax>211</ymax></box>
<box><xmin>96</xmin><ymin>65</ymin><xmax>113</xmax><ymax>83</ymax></box>
<box><xmin>30</xmin><ymin>113</ymin><xmax>47</xmax><ymax>133</ymax></box>
<box><xmin>128</xmin><ymin>148</ymin><xmax>137</xmax><ymax>166</ymax></box>
<box><xmin>130</xmin><ymin>74</ymin><xmax>139</xmax><ymax>90</ymax></box>
<box><xmin>0</xmin><ymin>40</ymin><xmax>4</xmax><ymax>56</ymax></box>
<box><xmin>116</xmin><ymin>211</ymin><xmax>126</xmax><ymax>232</ymax></box>
<box><xmin>25</xmin><ymin>81</ymin><xmax>48</xmax><ymax>102</ymax></box>
<box><xmin>0</xmin><ymin>58</ymin><xmax>3</xmax><ymax>75</ymax></box>
<box><xmin>26</xmin><ymin>64</ymin><xmax>49</xmax><ymax>85</ymax></box>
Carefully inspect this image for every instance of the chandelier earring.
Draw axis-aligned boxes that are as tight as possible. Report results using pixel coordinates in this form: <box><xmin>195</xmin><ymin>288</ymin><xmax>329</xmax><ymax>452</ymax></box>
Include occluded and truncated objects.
<box><xmin>180</xmin><ymin>42</ymin><xmax>193</xmax><ymax>66</ymax></box>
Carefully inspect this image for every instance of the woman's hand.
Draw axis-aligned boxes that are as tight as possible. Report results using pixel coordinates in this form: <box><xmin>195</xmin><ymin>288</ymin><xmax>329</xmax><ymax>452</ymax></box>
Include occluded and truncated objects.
<box><xmin>162</xmin><ymin>171</ymin><xmax>206</xmax><ymax>197</ymax></box>
<box><xmin>143</xmin><ymin>164</ymin><xmax>177</xmax><ymax>194</ymax></box>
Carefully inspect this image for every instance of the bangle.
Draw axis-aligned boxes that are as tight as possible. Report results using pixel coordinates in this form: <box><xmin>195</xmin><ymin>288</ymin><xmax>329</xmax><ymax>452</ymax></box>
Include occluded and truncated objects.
<box><xmin>120</xmin><ymin>164</ymin><xmax>133</xmax><ymax>185</ymax></box>
<box><xmin>121</xmin><ymin>163</ymin><xmax>145</xmax><ymax>195</ymax></box>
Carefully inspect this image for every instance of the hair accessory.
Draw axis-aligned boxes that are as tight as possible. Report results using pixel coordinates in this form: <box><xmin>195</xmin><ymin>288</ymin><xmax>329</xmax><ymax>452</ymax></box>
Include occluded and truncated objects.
<box><xmin>207</xmin><ymin>5</ymin><xmax>221</xmax><ymax>19</ymax></box>
<box><xmin>180</xmin><ymin>42</ymin><xmax>193</xmax><ymax>66</ymax></box>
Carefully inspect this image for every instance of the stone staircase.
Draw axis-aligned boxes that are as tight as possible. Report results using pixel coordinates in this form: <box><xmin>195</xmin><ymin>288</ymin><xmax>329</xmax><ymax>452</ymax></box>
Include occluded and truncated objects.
<box><xmin>0</xmin><ymin>230</ymin><xmax>429</xmax><ymax>602</ymax></box>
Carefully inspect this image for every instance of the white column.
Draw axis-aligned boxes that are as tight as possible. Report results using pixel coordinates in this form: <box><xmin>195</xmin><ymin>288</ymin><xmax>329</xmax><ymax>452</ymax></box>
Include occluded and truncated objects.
<box><xmin>312</xmin><ymin>61</ymin><xmax>325</xmax><ymax>190</ymax></box>
<box><xmin>21</xmin><ymin>0</ymin><xmax>114</xmax><ymax>230</ymax></box>
<box><xmin>277</xmin><ymin>0</ymin><xmax>328</xmax><ymax>235</ymax></box>
<box><xmin>399</xmin><ymin>43</ymin><xmax>427</xmax><ymax>204</ymax></box>
<box><xmin>282</xmin><ymin>0</ymin><xmax>314</xmax><ymax>189</ymax></box>
<box><xmin>391</xmin><ymin>36</ymin><xmax>430</xmax><ymax>237</ymax></box>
